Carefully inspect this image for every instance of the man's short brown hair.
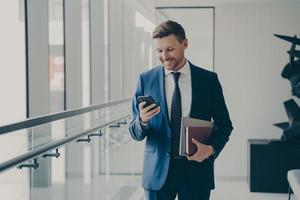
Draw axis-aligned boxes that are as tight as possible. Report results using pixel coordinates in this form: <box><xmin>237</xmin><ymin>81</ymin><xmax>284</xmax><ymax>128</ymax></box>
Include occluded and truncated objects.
<box><xmin>152</xmin><ymin>20</ymin><xmax>186</xmax><ymax>43</ymax></box>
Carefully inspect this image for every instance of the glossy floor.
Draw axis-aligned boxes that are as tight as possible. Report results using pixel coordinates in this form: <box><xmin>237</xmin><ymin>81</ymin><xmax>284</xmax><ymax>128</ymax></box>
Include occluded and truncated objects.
<box><xmin>31</xmin><ymin>175</ymin><xmax>290</xmax><ymax>200</ymax></box>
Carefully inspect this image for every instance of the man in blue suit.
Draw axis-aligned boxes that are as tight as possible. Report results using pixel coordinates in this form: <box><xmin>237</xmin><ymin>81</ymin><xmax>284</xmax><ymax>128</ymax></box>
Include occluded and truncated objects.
<box><xmin>129</xmin><ymin>20</ymin><xmax>233</xmax><ymax>200</ymax></box>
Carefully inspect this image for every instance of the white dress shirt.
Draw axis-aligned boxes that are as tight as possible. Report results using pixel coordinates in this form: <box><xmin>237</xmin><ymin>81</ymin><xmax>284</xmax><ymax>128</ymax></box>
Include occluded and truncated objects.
<box><xmin>164</xmin><ymin>59</ymin><xmax>192</xmax><ymax>122</ymax></box>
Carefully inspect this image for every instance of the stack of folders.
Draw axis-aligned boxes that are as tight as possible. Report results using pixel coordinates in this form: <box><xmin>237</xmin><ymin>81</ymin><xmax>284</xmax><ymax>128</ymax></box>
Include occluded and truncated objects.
<box><xmin>179</xmin><ymin>116</ymin><xmax>214</xmax><ymax>156</ymax></box>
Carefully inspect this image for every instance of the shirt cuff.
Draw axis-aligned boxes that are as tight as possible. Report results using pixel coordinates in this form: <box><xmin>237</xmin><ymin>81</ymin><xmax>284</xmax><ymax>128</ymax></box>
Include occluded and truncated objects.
<box><xmin>209</xmin><ymin>146</ymin><xmax>217</xmax><ymax>160</ymax></box>
<box><xmin>139</xmin><ymin>117</ymin><xmax>149</xmax><ymax>131</ymax></box>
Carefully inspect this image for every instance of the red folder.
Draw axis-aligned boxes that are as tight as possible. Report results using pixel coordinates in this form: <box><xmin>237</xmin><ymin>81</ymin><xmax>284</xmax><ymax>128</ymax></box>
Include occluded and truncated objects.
<box><xmin>186</xmin><ymin>126</ymin><xmax>213</xmax><ymax>156</ymax></box>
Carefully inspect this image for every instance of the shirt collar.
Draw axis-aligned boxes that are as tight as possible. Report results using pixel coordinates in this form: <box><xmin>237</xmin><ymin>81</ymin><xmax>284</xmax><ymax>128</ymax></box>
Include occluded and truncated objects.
<box><xmin>164</xmin><ymin>59</ymin><xmax>190</xmax><ymax>77</ymax></box>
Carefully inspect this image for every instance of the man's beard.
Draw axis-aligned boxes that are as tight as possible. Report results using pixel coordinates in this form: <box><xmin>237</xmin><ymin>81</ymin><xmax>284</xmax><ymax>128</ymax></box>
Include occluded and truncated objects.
<box><xmin>162</xmin><ymin>58</ymin><xmax>178</xmax><ymax>69</ymax></box>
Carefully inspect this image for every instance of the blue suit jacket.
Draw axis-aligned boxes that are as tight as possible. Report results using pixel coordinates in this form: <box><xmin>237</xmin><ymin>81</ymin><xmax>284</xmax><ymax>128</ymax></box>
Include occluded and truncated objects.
<box><xmin>129</xmin><ymin>62</ymin><xmax>233</xmax><ymax>191</ymax></box>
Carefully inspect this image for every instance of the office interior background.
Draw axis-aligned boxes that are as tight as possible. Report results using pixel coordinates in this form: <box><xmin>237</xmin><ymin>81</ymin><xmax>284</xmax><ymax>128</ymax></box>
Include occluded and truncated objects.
<box><xmin>1</xmin><ymin>0</ymin><xmax>300</xmax><ymax>199</ymax></box>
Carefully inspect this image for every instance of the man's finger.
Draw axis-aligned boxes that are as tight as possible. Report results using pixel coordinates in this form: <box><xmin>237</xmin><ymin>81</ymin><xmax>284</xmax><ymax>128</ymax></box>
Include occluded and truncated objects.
<box><xmin>143</xmin><ymin>103</ymin><xmax>157</xmax><ymax>113</ymax></box>
<box><xmin>147</xmin><ymin>106</ymin><xmax>160</xmax><ymax>116</ymax></box>
<box><xmin>148</xmin><ymin>106</ymin><xmax>160</xmax><ymax>115</ymax></box>
<box><xmin>187</xmin><ymin>155</ymin><xmax>193</xmax><ymax>161</ymax></box>
<box><xmin>187</xmin><ymin>154</ymin><xmax>201</xmax><ymax>161</ymax></box>
<box><xmin>191</xmin><ymin>138</ymin><xmax>202</xmax><ymax>148</ymax></box>
<box><xmin>187</xmin><ymin>154</ymin><xmax>204</xmax><ymax>162</ymax></box>
<box><xmin>187</xmin><ymin>152</ymin><xmax>198</xmax><ymax>160</ymax></box>
<box><xmin>144</xmin><ymin>107</ymin><xmax>160</xmax><ymax>120</ymax></box>
<box><xmin>138</xmin><ymin>102</ymin><xmax>146</xmax><ymax>111</ymax></box>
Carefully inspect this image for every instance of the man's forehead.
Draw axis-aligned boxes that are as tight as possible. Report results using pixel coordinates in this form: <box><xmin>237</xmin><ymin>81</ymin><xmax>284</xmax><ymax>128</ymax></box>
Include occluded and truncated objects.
<box><xmin>154</xmin><ymin>37</ymin><xmax>179</xmax><ymax>49</ymax></box>
<box><xmin>155</xmin><ymin>44</ymin><xmax>175</xmax><ymax>50</ymax></box>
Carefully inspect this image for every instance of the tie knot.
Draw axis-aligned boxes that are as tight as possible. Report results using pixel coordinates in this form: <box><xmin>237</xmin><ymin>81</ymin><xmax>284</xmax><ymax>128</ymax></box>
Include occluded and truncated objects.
<box><xmin>171</xmin><ymin>72</ymin><xmax>181</xmax><ymax>83</ymax></box>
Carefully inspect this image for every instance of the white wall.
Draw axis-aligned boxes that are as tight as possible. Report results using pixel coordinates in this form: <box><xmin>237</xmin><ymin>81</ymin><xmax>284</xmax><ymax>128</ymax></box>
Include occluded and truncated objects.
<box><xmin>156</xmin><ymin>8</ymin><xmax>214</xmax><ymax>70</ymax></box>
<box><xmin>214</xmin><ymin>1</ymin><xmax>300</xmax><ymax>177</ymax></box>
<box><xmin>154</xmin><ymin>0</ymin><xmax>300</xmax><ymax>178</ymax></box>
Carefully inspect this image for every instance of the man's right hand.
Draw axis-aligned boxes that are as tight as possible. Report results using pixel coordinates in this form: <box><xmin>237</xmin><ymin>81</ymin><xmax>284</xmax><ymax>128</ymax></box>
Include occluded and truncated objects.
<box><xmin>139</xmin><ymin>102</ymin><xmax>161</xmax><ymax>124</ymax></box>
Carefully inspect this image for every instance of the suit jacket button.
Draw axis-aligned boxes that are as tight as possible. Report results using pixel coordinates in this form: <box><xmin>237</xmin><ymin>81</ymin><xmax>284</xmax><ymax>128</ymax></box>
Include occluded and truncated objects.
<box><xmin>167</xmin><ymin>134</ymin><xmax>171</xmax><ymax>138</ymax></box>
<box><xmin>166</xmin><ymin>152</ymin><xmax>170</xmax><ymax>157</ymax></box>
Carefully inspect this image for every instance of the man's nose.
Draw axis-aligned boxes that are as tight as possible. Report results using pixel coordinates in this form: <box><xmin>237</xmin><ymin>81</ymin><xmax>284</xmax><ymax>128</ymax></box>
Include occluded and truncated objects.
<box><xmin>161</xmin><ymin>52</ymin><xmax>169</xmax><ymax>61</ymax></box>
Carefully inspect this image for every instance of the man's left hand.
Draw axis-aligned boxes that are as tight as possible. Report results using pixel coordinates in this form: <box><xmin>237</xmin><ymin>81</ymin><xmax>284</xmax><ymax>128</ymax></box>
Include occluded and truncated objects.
<box><xmin>187</xmin><ymin>138</ymin><xmax>214</xmax><ymax>162</ymax></box>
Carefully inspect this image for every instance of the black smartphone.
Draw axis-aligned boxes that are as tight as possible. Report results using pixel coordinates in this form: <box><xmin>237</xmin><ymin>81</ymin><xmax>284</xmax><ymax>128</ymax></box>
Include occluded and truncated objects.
<box><xmin>137</xmin><ymin>95</ymin><xmax>159</xmax><ymax>110</ymax></box>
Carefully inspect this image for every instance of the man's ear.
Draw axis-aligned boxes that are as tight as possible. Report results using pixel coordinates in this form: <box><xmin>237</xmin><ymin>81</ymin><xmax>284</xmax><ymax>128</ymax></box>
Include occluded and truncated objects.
<box><xmin>183</xmin><ymin>39</ymin><xmax>188</xmax><ymax>49</ymax></box>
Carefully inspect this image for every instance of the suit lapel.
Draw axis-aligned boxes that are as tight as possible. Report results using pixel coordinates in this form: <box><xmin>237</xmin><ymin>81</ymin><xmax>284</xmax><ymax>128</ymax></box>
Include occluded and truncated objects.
<box><xmin>189</xmin><ymin>62</ymin><xmax>200</xmax><ymax>117</ymax></box>
<box><xmin>156</xmin><ymin>66</ymin><xmax>171</xmax><ymax>130</ymax></box>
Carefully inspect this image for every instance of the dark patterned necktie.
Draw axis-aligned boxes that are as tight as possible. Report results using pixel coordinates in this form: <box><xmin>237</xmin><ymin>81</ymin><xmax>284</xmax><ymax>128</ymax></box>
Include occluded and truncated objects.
<box><xmin>170</xmin><ymin>72</ymin><xmax>182</xmax><ymax>157</ymax></box>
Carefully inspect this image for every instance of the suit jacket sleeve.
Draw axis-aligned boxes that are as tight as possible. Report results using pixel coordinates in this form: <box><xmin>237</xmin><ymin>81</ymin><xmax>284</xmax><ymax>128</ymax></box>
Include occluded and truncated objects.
<box><xmin>129</xmin><ymin>74</ymin><xmax>151</xmax><ymax>141</ymax></box>
<box><xmin>210</xmin><ymin>73</ymin><xmax>233</xmax><ymax>157</ymax></box>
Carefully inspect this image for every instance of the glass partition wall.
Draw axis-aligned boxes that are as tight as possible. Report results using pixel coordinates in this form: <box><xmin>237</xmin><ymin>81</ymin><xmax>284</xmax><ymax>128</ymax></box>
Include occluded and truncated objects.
<box><xmin>0</xmin><ymin>1</ymin><xmax>27</xmax><ymax>200</ymax></box>
<box><xmin>0</xmin><ymin>100</ymin><xmax>139</xmax><ymax>200</ymax></box>
<box><xmin>0</xmin><ymin>0</ymin><xmax>155</xmax><ymax>199</ymax></box>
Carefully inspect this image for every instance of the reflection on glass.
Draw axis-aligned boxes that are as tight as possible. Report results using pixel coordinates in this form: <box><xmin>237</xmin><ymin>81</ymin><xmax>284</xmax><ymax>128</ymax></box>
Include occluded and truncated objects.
<box><xmin>104</xmin><ymin>0</ymin><xmax>109</xmax><ymax>102</ymax></box>
<box><xmin>82</xmin><ymin>0</ymin><xmax>91</xmax><ymax>139</ymax></box>
<box><xmin>48</xmin><ymin>0</ymin><xmax>66</xmax><ymax>188</ymax></box>
<box><xmin>83</xmin><ymin>144</ymin><xmax>92</xmax><ymax>184</ymax></box>
<box><xmin>82</xmin><ymin>0</ymin><xmax>90</xmax><ymax>107</ymax></box>
<box><xmin>49</xmin><ymin>0</ymin><xmax>65</xmax><ymax>113</ymax></box>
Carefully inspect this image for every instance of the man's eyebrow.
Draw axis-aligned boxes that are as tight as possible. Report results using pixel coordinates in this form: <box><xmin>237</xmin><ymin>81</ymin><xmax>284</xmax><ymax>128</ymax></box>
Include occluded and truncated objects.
<box><xmin>156</xmin><ymin>46</ymin><xmax>174</xmax><ymax>50</ymax></box>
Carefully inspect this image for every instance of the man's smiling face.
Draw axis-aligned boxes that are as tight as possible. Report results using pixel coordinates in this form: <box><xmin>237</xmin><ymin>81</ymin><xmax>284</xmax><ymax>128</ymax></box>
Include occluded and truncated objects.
<box><xmin>155</xmin><ymin>34</ymin><xmax>188</xmax><ymax>71</ymax></box>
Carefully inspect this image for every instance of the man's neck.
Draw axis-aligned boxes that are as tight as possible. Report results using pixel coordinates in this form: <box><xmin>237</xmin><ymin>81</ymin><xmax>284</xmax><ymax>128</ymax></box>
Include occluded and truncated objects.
<box><xmin>173</xmin><ymin>58</ymin><xmax>187</xmax><ymax>71</ymax></box>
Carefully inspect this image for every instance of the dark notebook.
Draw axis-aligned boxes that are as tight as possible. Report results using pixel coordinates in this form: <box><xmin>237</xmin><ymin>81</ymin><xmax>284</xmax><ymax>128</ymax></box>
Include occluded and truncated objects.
<box><xmin>179</xmin><ymin>117</ymin><xmax>214</xmax><ymax>156</ymax></box>
<box><xmin>186</xmin><ymin>126</ymin><xmax>213</xmax><ymax>156</ymax></box>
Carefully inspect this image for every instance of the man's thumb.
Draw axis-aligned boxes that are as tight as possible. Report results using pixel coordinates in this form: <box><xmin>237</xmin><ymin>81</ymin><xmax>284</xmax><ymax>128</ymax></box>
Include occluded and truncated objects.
<box><xmin>192</xmin><ymin>138</ymin><xmax>201</xmax><ymax>146</ymax></box>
